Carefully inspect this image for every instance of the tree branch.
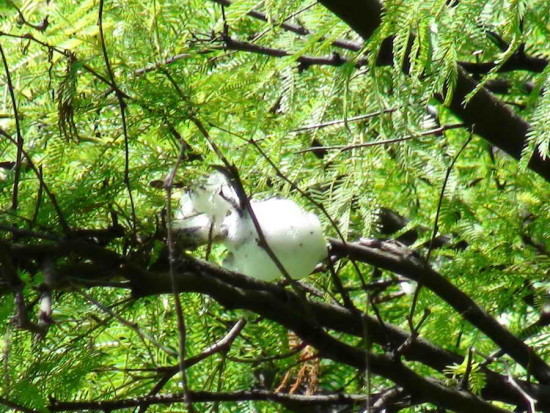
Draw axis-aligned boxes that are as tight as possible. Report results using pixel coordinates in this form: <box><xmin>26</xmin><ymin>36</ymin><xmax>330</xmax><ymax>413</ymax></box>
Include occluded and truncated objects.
<box><xmin>129</xmin><ymin>266</ymin><xmax>516</xmax><ymax>411</ymax></box>
<box><xmin>7</xmin><ymin>238</ymin><xmax>550</xmax><ymax>410</ymax></box>
<box><xmin>49</xmin><ymin>390</ymin><xmax>369</xmax><ymax>411</ymax></box>
<box><xmin>330</xmin><ymin>238</ymin><xmax>550</xmax><ymax>384</ymax></box>
<box><xmin>210</xmin><ymin>0</ymin><xmax>362</xmax><ymax>52</ymax></box>
<box><xmin>315</xmin><ymin>0</ymin><xmax>549</xmax><ymax>182</ymax></box>
<box><xmin>459</xmin><ymin>53</ymin><xmax>547</xmax><ymax>75</ymax></box>
<box><xmin>221</xmin><ymin>35</ymin><xmax>362</xmax><ymax>68</ymax></box>
<box><xmin>210</xmin><ymin>0</ymin><xmax>548</xmax><ymax>75</ymax></box>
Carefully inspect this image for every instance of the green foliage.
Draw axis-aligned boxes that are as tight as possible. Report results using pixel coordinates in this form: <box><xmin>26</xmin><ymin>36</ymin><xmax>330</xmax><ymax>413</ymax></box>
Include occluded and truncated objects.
<box><xmin>444</xmin><ymin>355</ymin><xmax>487</xmax><ymax>396</ymax></box>
<box><xmin>0</xmin><ymin>0</ymin><xmax>548</xmax><ymax>412</ymax></box>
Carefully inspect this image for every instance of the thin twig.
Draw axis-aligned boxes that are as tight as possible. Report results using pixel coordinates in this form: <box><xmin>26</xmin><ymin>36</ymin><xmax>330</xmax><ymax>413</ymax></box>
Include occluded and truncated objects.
<box><xmin>244</xmin><ymin>136</ymin><xmax>373</xmax><ymax>406</ymax></box>
<box><xmin>210</xmin><ymin>0</ymin><xmax>362</xmax><ymax>52</ymax></box>
<box><xmin>2</xmin><ymin>325</ymin><xmax>10</xmax><ymax>394</ymax></box>
<box><xmin>0</xmin><ymin>31</ymin><xmax>129</xmax><ymax>98</ymax></box>
<box><xmin>227</xmin><ymin>342</ymin><xmax>305</xmax><ymax>364</ymax></box>
<box><xmin>36</xmin><ymin>258</ymin><xmax>55</xmax><ymax>337</ymax></box>
<box><xmin>248</xmin><ymin>2</ymin><xmax>319</xmax><ymax>45</ymax></box>
<box><xmin>30</xmin><ymin>165</ymin><xmax>44</xmax><ymax>226</ymax></box>
<box><xmin>164</xmin><ymin>136</ymin><xmax>195</xmax><ymax>412</ymax></box>
<box><xmin>76</xmin><ymin>288</ymin><xmax>177</xmax><ymax>358</ymax></box>
<box><xmin>326</xmin><ymin>256</ymin><xmax>356</xmax><ymax>310</ymax></box>
<box><xmin>6</xmin><ymin>0</ymin><xmax>49</xmax><ymax>31</ymax></box>
<box><xmin>138</xmin><ymin>319</ymin><xmax>246</xmax><ymax>413</ymax></box>
<box><xmin>221</xmin><ymin>35</ymin><xmax>364</xmax><ymax>69</ymax></box>
<box><xmin>460</xmin><ymin>347</ymin><xmax>474</xmax><ymax>391</ymax></box>
<box><xmin>98</xmin><ymin>0</ymin><xmax>137</xmax><ymax>237</ymax></box>
<box><xmin>48</xmin><ymin>390</ymin><xmax>369</xmax><ymax>411</ymax></box>
<box><xmin>0</xmin><ymin>129</ymin><xmax>70</xmax><ymax>234</ymax></box>
<box><xmin>292</xmin><ymin>109</ymin><xmax>396</xmax><ymax>133</ymax></box>
<box><xmin>297</xmin><ymin>123</ymin><xmax>465</xmax><ymax>154</ymax></box>
<box><xmin>408</xmin><ymin>131</ymin><xmax>472</xmax><ymax>334</ymax></box>
<box><xmin>13</xmin><ymin>285</ymin><xmax>44</xmax><ymax>335</ymax></box>
<box><xmin>506</xmin><ymin>364</ymin><xmax>537</xmax><ymax>413</ymax></box>
<box><xmin>0</xmin><ymin>44</ymin><xmax>24</xmax><ymax>211</ymax></box>
<box><xmin>425</xmin><ymin>131</ymin><xmax>473</xmax><ymax>262</ymax></box>
<box><xmin>188</xmin><ymin>118</ymin><xmax>324</xmax><ymax>329</ymax></box>
<box><xmin>248</xmin><ymin>138</ymin><xmax>367</xmax><ymax>287</ymax></box>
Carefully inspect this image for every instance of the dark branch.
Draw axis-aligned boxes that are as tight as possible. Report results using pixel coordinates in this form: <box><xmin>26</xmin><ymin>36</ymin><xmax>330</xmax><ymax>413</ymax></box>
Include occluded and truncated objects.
<box><xmin>330</xmin><ymin>238</ymin><xmax>550</xmax><ymax>384</ymax></box>
<box><xmin>210</xmin><ymin>0</ymin><xmax>362</xmax><ymax>52</ymax></box>
<box><xmin>49</xmin><ymin>390</ymin><xmax>369</xmax><ymax>411</ymax></box>
<box><xmin>459</xmin><ymin>52</ymin><xmax>547</xmax><ymax>75</ymax></box>
<box><xmin>222</xmin><ymin>35</ymin><xmax>362</xmax><ymax>68</ymax></box>
<box><xmin>315</xmin><ymin>0</ymin><xmax>550</xmax><ymax>178</ymax></box>
<box><xmin>7</xmin><ymin>239</ymin><xmax>550</xmax><ymax>410</ymax></box>
<box><xmin>210</xmin><ymin>0</ymin><xmax>548</xmax><ymax>76</ymax></box>
<box><xmin>218</xmin><ymin>31</ymin><xmax>550</xmax><ymax>181</ymax></box>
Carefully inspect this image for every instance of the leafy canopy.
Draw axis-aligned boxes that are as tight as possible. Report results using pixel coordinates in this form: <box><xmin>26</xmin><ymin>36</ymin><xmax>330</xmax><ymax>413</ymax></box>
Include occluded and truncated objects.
<box><xmin>0</xmin><ymin>0</ymin><xmax>549</xmax><ymax>412</ymax></box>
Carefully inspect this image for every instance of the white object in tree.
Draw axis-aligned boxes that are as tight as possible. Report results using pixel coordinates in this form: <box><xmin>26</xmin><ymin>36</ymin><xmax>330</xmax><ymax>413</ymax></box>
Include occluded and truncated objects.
<box><xmin>399</xmin><ymin>278</ymin><xmax>416</xmax><ymax>295</ymax></box>
<box><xmin>175</xmin><ymin>172</ymin><xmax>327</xmax><ymax>281</ymax></box>
<box><xmin>223</xmin><ymin>198</ymin><xmax>327</xmax><ymax>281</ymax></box>
<box><xmin>174</xmin><ymin>172</ymin><xmax>238</xmax><ymax>244</ymax></box>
